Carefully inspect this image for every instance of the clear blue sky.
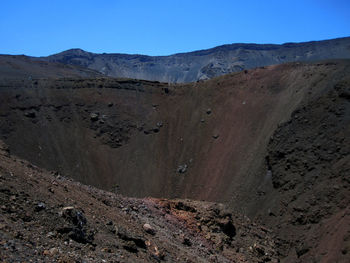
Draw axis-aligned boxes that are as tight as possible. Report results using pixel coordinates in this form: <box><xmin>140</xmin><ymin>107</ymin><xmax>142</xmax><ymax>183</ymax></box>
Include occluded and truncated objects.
<box><xmin>1</xmin><ymin>0</ymin><xmax>349</xmax><ymax>56</ymax></box>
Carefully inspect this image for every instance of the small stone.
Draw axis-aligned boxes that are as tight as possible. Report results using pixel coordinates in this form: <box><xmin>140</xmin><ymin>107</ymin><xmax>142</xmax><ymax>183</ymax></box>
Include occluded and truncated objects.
<box><xmin>108</xmin><ymin>102</ymin><xmax>113</xmax><ymax>107</ymax></box>
<box><xmin>90</xmin><ymin>113</ymin><xmax>99</xmax><ymax>121</ymax></box>
<box><xmin>182</xmin><ymin>237</ymin><xmax>192</xmax><ymax>246</ymax></box>
<box><xmin>47</xmin><ymin>232</ymin><xmax>55</xmax><ymax>238</ymax></box>
<box><xmin>296</xmin><ymin>244</ymin><xmax>309</xmax><ymax>257</ymax></box>
<box><xmin>218</xmin><ymin>218</ymin><xmax>236</xmax><ymax>238</ymax></box>
<box><xmin>35</xmin><ymin>202</ymin><xmax>46</xmax><ymax>212</ymax></box>
<box><xmin>177</xmin><ymin>164</ymin><xmax>188</xmax><ymax>174</ymax></box>
<box><xmin>255</xmin><ymin>245</ymin><xmax>265</xmax><ymax>255</ymax></box>
<box><xmin>268</xmin><ymin>209</ymin><xmax>276</xmax><ymax>216</ymax></box>
<box><xmin>101</xmin><ymin>247</ymin><xmax>112</xmax><ymax>253</ymax></box>
<box><xmin>212</xmin><ymin>134</ymin><xmax>219</xmax><ymax>139</ymax></box>
<box><xmin>156</xmin><ymin>122</ymin><xmax>163</xmax><ymax>127</ymax></box>
<box><xmin>49</xmin><ymin>247</ymin><xmax>59</xmax><ymax>255</ymax></box>
<box><xmin>143</xmin><ymin>223</ymin><xmax>156</xmax><ymax>235</ymax></box>
<box><xmin>25</xmin><ymin>111</ymin><xmax>36</xmax><ymax>118</ymax></box>
<box><xmin>206</xmin><ymin>108</ymin><xmax>212</xmax><ymax>115</ymax></box>
<box><xmin>61</xmin><ymin>206</ymin><xmax>75</xmax><ymax>212</ymax></box>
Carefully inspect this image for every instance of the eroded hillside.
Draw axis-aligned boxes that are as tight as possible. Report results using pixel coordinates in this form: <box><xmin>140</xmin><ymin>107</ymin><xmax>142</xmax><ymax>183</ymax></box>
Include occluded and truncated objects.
<box><xmin>0</xmin><ymin>61</ymin><xmax>349</xmax><ymax>204</ymax></box>
<box><xmin>40</xmin><ymin>37</ymin><xmax>350</xmax><ymax>82</ymax></box>
<box><xmin>257</xmin><ymin>80</ymin><xmax>350</xmax><ymax>262</ymax></box>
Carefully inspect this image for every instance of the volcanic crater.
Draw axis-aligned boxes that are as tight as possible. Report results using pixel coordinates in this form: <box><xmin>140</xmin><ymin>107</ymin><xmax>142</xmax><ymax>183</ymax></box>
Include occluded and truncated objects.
<box><xmin>0</xmin><ymin>54</ymin><xmax>349</xmax><ymax>262</ymax></box>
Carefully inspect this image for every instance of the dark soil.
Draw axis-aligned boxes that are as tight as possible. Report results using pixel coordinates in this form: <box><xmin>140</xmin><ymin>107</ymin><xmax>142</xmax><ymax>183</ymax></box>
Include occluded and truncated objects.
<box><xmin>258</xmin><ymin>80</ymin><xmax>350</xmax><ymax>262</ymax></box>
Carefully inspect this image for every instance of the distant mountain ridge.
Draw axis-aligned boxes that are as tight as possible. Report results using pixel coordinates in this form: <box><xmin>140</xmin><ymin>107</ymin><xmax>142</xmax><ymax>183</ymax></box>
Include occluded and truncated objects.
<box><xmin>38</xmin><ymin>37</ymin><xmax>350</xmax><ymax>82</ymax></box>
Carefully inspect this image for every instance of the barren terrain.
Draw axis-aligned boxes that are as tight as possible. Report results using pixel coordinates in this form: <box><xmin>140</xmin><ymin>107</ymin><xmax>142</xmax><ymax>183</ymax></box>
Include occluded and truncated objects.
<box><xmin>38</xmin><ymin>37</ymin><xmax>350</xmax><ymax>82</ymax></box>
<box><xmin>0</xmin><ymin>56</ymin><xmax>349</xmax><ymax>262</ymax></box>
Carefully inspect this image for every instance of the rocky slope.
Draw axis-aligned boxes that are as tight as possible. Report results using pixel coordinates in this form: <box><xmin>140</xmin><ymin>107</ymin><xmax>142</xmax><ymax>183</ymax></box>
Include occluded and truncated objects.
<box><xmin>0</xmin><ymin>142</ymin><xmax>279</xmax><ymax>262</ymax></box>
<box><xmin>38</xmin><ymin>37</ymin><xmax>350</xmax><ymax>82</ymax></box>
<box><xmin>255</xmin><ymin>79</ymin><xmax>350</xmax><ymax>262</ymax></box>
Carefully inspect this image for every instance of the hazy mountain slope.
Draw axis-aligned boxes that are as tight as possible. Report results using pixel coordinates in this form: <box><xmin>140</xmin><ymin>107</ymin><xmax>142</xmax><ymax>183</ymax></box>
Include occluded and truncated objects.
<box><xmin>0</xmin><ymin>55</ymin><xmax>101</xmax><ymax>80</ymax></box>
<box><xmin>39</xmin><ymin>37</ymin><xmax>350</xmax><ymax>82</ymax></box>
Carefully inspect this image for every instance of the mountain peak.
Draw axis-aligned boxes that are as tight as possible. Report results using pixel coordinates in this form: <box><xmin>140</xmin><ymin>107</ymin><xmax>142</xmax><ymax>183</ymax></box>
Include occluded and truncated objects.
<box><xmin>56</xmin><ymin>48</ymin><xmax>91</xmax><ymax>56</ymax></box>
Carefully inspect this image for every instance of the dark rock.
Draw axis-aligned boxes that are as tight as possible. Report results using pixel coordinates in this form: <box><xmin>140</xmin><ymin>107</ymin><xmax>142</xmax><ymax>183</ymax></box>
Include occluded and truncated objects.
<box><xmin>218</xmin><ymin>219</ymin><xmax>236</xmax><ymax>238</ymax></box>
<box><xmin>212</xmin><ymin>206</ymin><xmax>232</xmax><ymax>219</ymax></box>
<box><xmin>296</xmin><ymin>244</ymin><xmax>309</xmax><ymax>257</ymax></box>
<box><xmin>268</xmin><ymin>209</ymin><xmax>276</xmax><ymax>217</ymax></box>
<box><xmin>90</xmin><ymin>113</ymin><xmax>99</xmax><ymax>121</ymax></box>
<box><xmin>117</xmin><ymin>227</ymin><xmax>146</xmax><ymax>249</ymax></box>
<box><xmin>34</xmin><ymin>202</ymin><xmax>46</xmax><ymax>212</ymax></box>
<box><xmin>58</xmin><ymin>207</ymin><xmax>94</xmax><ymax>244</ymax></box>
<box><xmin>182</xmin><ymin>237</ymin><xmax>192</xmax><ymax>246</ymax></box>
<box><xmin>68</xmin><ymin>227</ymin><xmax>94</xmax><ymax>244</ymax></box>
<box><xmin>294</xmin><ymin>213</ymin><xmax>307</xmax><ymax>225</ymax></box>
<box><xmin>175</xmin><ymin>202</ymin><xmax>196</xmax><ymax>212</ymax></box>
<box><xmin>24</xmin><ymin>111</ymin><xmax>36</xmax><ymax>118</ymax></box>
<box><xmin>177</xmin><ymin>164</ymin><xmax>188</xmax><ymax>174</ymax></box>
<box><xmin>143</xmin><ymin>223</ymin><xmax>156</xmax><ymax>235</ymax></box>
<box><xmin>123</xmin><ymin>242</ymin><xmax>138</xmax><ymax>253</ymax></box>
<box><xmin>61</xmin><ymin>207</ymin><xmax>87</xmax><ymax>227</ymax></box>
<box><xmin>255</xmin><ymin>245</ymin><xmax>265</xmax><ymax>256</ymax></box>
<box><xmin>20</xmin><ymin>212</ymin><xmax>32</xmax><ymax>222</ymax></box>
